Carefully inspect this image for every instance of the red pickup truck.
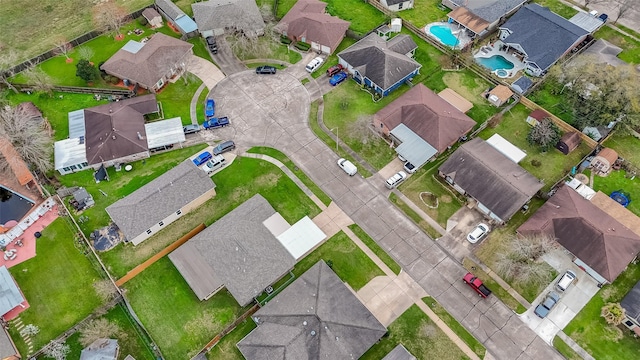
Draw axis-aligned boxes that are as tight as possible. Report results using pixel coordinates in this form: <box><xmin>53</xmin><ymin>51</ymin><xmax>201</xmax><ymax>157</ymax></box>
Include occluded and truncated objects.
<box><xmin>463</xmin><ymin>272</ymin><xmax>492</xmax><ymax>298</ymax></box>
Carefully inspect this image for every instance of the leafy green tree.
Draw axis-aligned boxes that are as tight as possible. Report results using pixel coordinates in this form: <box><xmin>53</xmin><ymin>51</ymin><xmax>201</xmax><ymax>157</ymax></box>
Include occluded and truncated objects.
<box><xmin>75</xmin><ymin>59</ymin><xmax>99</xmax><ymax>83</ymax></box>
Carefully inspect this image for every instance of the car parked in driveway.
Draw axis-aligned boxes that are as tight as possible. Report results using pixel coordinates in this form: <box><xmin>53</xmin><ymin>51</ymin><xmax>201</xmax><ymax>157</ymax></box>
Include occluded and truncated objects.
<box><xmin>329</xmin><ymin>71</ymin><xmax>348</xmax><ymax>86</ymax></box>
<box><xmin>337</xmin><ymin>158</ymin><xmax>357</xmax><ymax>176</ymax></box>
<box><xmin>213</xmin><ymin>140</ymin><xmax>236</xmax><ymax>155</ymax></box>
<box><xmin>403</xmin><ymin>162</ymin><xmax>417</xmax><ymax>174</ymax></box>
<box><xmin>467</xmin><ymin>223</ymin><xmax>490</xmax><ymax>244</ymax></box>
<box><xmin>206</xmin><ymin>36</ymin><xmax>218</xmax><ymax>54</ymax></box>
<box><xmin>326</xmin><ymin>64</ymin><xmax>344</xmax><ymax>76</ymax></box>
<box><xmin>556</xmin><ymin>270</ymin><xmax>577</xmax><ymax>292</ymax></box>
<box><xmin>183</xmin><ymin>124</ymin><xmax>201</xmax><ymax>134</ymax></box>
<box><xmin>305</xmin><ymin>56</ymin><xmax>324</xmax><ymax>73</ymax></box>
<box><xmin>193</xmin><ymin>151</ymin><xmax>213</xmax><ymax>166</ymax></box>
<box><xmin>385</xmin><ymin>171</ymin><xmax>407</xmax><ymax>189</ymax></box>
<box><xmin>256</xmin><ymin>65</ymin><xmax>277</xmax><ymax>74</ymax></box>
<box><xmin>534</xmin><ymin>291</ymin><xmax>561</xmax><ymax>318</ymax></box>
<box><xmin>202</xmin><ymin>154</ymin><xmax>226</xmax><ymax>174</ymax></box>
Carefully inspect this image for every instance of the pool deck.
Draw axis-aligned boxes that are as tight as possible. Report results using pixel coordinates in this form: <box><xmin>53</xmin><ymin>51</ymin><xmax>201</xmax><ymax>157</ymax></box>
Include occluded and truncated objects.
<box><xmin>473</xmin><ymin>40</ymin><xmax>525</xmax><ymax>78</ymax></box>
<box><xmin>424</xmin><ymin>22</ymin><xmax>472</xmax><ymax>50</ymax></box>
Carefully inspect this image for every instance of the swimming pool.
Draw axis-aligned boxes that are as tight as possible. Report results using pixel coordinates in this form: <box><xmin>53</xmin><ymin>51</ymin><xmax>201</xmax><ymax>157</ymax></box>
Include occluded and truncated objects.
<box><xmin>476</xmin><ymin>55</ymin><xmax>515</xmax><ymax>71</ymax></box>
<box><xmin>0</xmin><ymin>186</ymin><xmax>34</xmax><ymax>225</ymax></box>
<box><xmin>429</xmin><ymin>25</ymin><xmax>460</xmax><ymax>47</ymax></box>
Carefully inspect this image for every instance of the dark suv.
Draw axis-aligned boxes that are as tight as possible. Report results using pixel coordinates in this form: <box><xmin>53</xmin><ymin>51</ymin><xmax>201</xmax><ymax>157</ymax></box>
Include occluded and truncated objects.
<box><xmin>213</xmin><ymin>140</ymin><xmax>236</xmax><ymax>155</ymax></box>
<box><xmin>256</xmin><ymin>65</ymin><xmax>277</xmax><ymax>74</ymax></box>
<box><xmin>206</xmin><ymin>36</ymin><xmax>218</xmax><ymax>54</ymax></box>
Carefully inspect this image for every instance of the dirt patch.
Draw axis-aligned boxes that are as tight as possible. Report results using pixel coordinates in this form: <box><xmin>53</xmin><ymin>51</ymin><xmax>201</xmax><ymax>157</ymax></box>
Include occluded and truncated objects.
<box><xmin>420</xmin><ymin>323</ymin><xmax>438</xmax><ymax>338</ymax></box>
<box><xmin>420</xmin><ymin>192</ymin><xmax>439</xmax><ymax>208</ymax></box>
<box><xmin>440</xmin><ymin>194</ymin><xmax>452</xmax><ymax>203</ymax></box>
<box><xmin>253</xmin><ymin>173</ymin><xmax>281</xmax><ymax>188</ymax></box>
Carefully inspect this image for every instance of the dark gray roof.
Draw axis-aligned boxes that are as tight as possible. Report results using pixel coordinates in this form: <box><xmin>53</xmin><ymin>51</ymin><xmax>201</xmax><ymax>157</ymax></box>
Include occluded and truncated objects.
<box><xmin>155</xmin><ymin>0</ymin><xmax>184</xmax><ymax>20</ymax></box>
<box><xmin>80</xmin><ymin>338</ymin><xmax>119</xmax><ymax>360</ymax></box>
<box><xmin>383</xmin><ymin>345</ymin><xmax>417</xmax><ymax>360</ymax></box>
<box><xmin>0</xmin><ymin>328</ymin><xmax>16</xmax><ymax>360</ymax></box>
<box><xmin>106</xmin><ymin>160</ymin><xmax>216</xmax><ymax>241</ymax></box>
<box><xmin>511</xmin><ymin>76</ymin><xmax>533</xmax><ymax>94</ymax></box>
<box><xmin>500</xmin><ymin>4</ymin><xmax>588</xmax><ymax>71</ymax></box>
<box><xmin>0</xmin><ymin>265</ymin><xmax>24</xmax><ymax>317</ymax></box>
<box><xmin>338</xmin><ymin>33</ymin><xmax>421</xmax><ymax>91</ymax></box>
<box><xmin>193</xmin><ymin>0</ymin><xmax>265</xmax><ymax>35</ymax></box>
<box><xmin>169</xmin><ymin>195</ymin><xmax>295</xmax><ymax>305</ymax></box>
<box><xmin>449</xmin><ymin>0</ymin><xmax>527</xmax><ymax>23</ymax></box>
<box><xmin>439</xmin><ymin>138</ymin><xmax>543</xmax><ymax>221</ymax></box>
<box><xmin>622</xmin><ymin>280</ymin><xmax>640</xmax><ymax>323</ymax></box>
<box><xmin>237</xmin><ymin>261</ymin><xmax>386</xmax><ymax>359</ymax></box>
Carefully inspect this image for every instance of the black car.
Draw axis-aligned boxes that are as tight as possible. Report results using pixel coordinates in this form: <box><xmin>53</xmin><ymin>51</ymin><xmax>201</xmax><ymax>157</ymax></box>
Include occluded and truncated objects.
<box><xmin>255</xmin><ymin>65</ymin><xmax>277</xmax><ymax>75</ymax></box>
<box><xmin>206</xmin><ymin>36</ymin><xmax>218</xmax><ymax>54</ymax></box>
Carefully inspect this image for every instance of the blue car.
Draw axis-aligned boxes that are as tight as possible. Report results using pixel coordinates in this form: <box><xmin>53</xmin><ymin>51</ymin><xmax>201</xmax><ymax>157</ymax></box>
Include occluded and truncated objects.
<box><xmin>205</xmin><ymin>98</ymin><xmax>215</xmax><ymax>118</ymax></box>
<box><xmin>329</xmin><ymin>71</ymin><xmax>348</xmax><ymax>86</ymax></box>
<box><xmin>192</xmin><ymin>151</ymin><xmax>213</xmax><ymax>166</ymax></box>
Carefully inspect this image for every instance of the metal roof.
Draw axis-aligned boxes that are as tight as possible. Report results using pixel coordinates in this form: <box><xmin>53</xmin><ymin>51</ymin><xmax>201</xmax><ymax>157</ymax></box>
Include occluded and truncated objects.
<box><xmin>569</xmin><ymin>12</ymin><xmax>605</xmax><ymax>33</ymax></box>
<box><xmin>175</xmin><ymin>14</ymin><xmax>198</xmax><ymax>33</ymax></box>
<box><xmin>144</xmin><ymin>117</ymin><xmax>185</xmax><ymax>149</ymax></box>
<box><xmin>391</xmin><ymin>124</ymin><xmax>437</xmax><ymax>167</ymax></box>
<box><xmin>68</xmin><ymin>109</ymin><xmax>86</xmax><ymax>139</ymax></box>
<box><xmin>486</xmin><ymin>133</ymin><xmax>526</xmax><ymax>163</ymax></box>
<box><xmin>0</xmin><ymin>266</ymin><xmax>24</xmax><ymax>316</ymax></box>
<box><xmin>276</xmin><ymin>216</ymin><xmax>326</xmax><ymax>260</ymax></box>
<box><xmin>122</xmin><ymin>40</ymin><xmax>145</xmax><ymax>54</ymax></box>
<box><xmin>54</xmin><ymin>137</ymin><xmax>88</xmax><ymax>170</ymax></box>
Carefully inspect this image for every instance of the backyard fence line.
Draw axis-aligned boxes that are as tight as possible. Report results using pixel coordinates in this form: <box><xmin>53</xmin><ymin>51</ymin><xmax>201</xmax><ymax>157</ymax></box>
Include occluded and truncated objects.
<box><xmin>121</xmin><ymin>296</ymin><xmax>165</xmax><ymax>359</ymax></box>
<box><xmin>11</xmin><ymin>83</ymin><xmax>134</xmax><ymax>96</ymax></box>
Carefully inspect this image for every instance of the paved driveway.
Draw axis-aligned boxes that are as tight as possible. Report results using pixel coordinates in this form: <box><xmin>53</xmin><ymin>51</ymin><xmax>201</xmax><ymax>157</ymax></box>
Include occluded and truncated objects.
<box><xmin>187</xmin><ymin>55</ymin><xmax>225</xmax><ymax>90</ymax></box>
<box><xmin>210</xmin><ymin>70</ymin><xmax>565</xmax><ymax>360</ymax></box>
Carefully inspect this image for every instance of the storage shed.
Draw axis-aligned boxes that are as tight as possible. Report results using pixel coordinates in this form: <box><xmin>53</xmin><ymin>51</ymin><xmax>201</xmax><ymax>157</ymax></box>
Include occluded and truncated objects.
<box><xmin>526</xmin><ymin>109</ymin><xmax>550</xmax><ymax>126</ymax></box>
<box><xmin>591</xmin><ymin>147</ymin><xmax>618</xmax><ymax>176</ymax></box>
<box><xmin>556</xmin><ymin>131</ymin><xmax>581</xmax><ymax>155</ymax></box>
<box><xmin>486</xmin><ymin>85</ymin><xmax>514</xmax><ymax>107</ymax></box>
<box><xmin>142</xmin><ymin>8</ymin><xmax>163</xmax><ymax>28</ymax></box>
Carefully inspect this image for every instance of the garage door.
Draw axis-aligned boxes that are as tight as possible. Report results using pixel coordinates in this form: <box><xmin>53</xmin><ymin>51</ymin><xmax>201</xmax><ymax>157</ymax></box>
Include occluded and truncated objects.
<box><xmin>321</xmin><ymin>45</ymin><xmax>330</xmax><ymax>54</ymax></box>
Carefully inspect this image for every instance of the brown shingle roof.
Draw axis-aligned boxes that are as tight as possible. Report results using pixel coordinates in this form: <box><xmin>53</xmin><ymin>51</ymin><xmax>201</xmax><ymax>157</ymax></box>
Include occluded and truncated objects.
<box><xmin>278</xmin><ymin>0</ymin><xmax>350</xmax><ymax>53</ymax></box>
<box><xmin>488</xmin><ymin>85</ymin><xmax>514</xmax><ymax>102</ymax></box>
<box><xmin>0</xmin><ymin>138</ymin><xmax>34</xmax><ymax>186</ymax></box>
<box><xmin>518</xmin><ymin>185</ymin><xmax>640</xmax><ymax>282</ymax></box>
<box><xmin>591</xmin><ymin>191</ymin><xmax>640</xmax><ymax>238</ymax></box>
<box><xmin>528</xmin><ymin>109</ymin><xmax>550</xmax><ymax>120</ymax></box>
<box><xmin>100</xmin><ymin>33</ymin><xmax>192</xmax><ymax>89</ymax></box>
<box><xmin>448</xmin><ymin>7</ymin><xmax>490</xmax><ymax>34</ymax></box>
<box><xmin>375</xmin><ymin>84</ymin><xmax>476</xmax><ymax>153</ymax></box>
<box><xmin>84</xmin><ymin>94</ymin><xmax>158</xmax><ymax>165</ymax></box>
<box><xmin>595</xmin><ymin>147</ymin><xmax>618</xmax><ymax>165</ymax></box>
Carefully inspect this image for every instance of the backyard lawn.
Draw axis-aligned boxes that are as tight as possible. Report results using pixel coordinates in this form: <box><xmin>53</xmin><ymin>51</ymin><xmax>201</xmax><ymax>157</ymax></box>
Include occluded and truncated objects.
<box><xmin>99</xmin><ymin>156</ymin><xmax>321</xmax><ymax>279</ymax></box>
<box><xmin>564</xmin><ymin>262</ymin><xmax>640</xmax><ymax>360</ymax></box>
<box><xmin>322</xmin><ymin>0</ymin><xmax>387</xmax><ymax>36</ymax></box>
<box><xmin>8</xmin><ymin>218</ymin><xmax>103</xmax><ymax>352</ymax></box>
<box><xmin>205</xmin><ymin>318</ymin><xmax>256</xmax><ymax>360</ymax></box>
<box><xmin>527</xmin><ymin>81</ymin><xmax>575</xmax><ymax>125</ymax></box>
<box><xmin>478</xmin><ymin>103</ymin><xmax>593</xmax><ymax>192</ymax></box>
<box><xmin>399</xmin><ymin>0</ymin><xmax>450</xmax><ymax>28</ymax></box>
<box><xmin>594</xmin><ymin>25</ymin><xmax>640</xmax><ymax>64</ymax></box>
<box><xmin>586</xmin><ymin>169</ymin><xmax>640</xmax><ymax>218</ymax></box>
<box><xmin>123</xmin><ymin>257</ymin><xmax>246</xmax><ymax>360</ymax></box>
<box><xmin>534</xmin><ymin>0</ymin><xmax>578</xmax><ymax>18</ymax></box>
<box><xmin>156</xmin><ymin>77</ymin><xmax>203</xmax><ymax>125</ymax></box>
<box><xmin>604</xmin><ymin>133</ymin><xmax>640</xmax><ymax>167</ymax></box>
<box><xmin>361</xmin><ymin>304</ymin><xmax>468</xmax><ymax>360</ymax></box>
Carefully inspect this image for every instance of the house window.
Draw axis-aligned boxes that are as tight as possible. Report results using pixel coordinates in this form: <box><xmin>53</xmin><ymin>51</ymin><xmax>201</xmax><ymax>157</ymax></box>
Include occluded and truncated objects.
<box><xmin>398</xmin><ymin>2</ymin><xmax>403</xmax><ymax>9</ymax></box>
<box><xmin>176</xmin><ymin>210</ymin><xmax>182</xmax><ymax>215</ymax></box>
<box><xmin>146</xmin><ymin>229</ymin><xmax>152</xmax><ymax>235</ymax></box>
<box><xmin>155</xmin><ymin>78</ymin><xmax>164</xmax><ymax>89</ymax></box>
<box><xmin>159</xmin><ymin>221</ymin><xmax>164</xmax><ymax>226</ymax></box>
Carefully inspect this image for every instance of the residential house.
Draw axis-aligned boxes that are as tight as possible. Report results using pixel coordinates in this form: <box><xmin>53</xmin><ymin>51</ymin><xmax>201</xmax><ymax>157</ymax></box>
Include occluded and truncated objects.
<box><xmin>518</xmin><ymin>185</ymin><xmax>640</xmax><ymax>284</ymax></box>
<box><xmin>439</xmin><ymin>138</ymin><xmax>543</xmax><ymax>223</ymax></box>
<box><xmin>106</xmin><ymin>159</ymin><xmax>216</xmax><ymax>245</ymax></box>
<box><xmin>155</xmin><ymin>0</ymin><xmax>198</xmax><ymax>37</ymax></box>
<box><xmin>591</xmin><ymin>147</ymin><xmax>618</xmax><ymax>176</ymax></box>
<box><xmin>169</xmin><ymin>195</ymin><xmax>325</xmax><ymax>305</ymax></box>
<box><xmin>142</xmin><ymin>8</ymin><xmax>163</xmax><ymax>28</ymax></box>
<box><xmin>443</xmin><ymin>0</ymin><xmax>528</xmax><ymax>38</ymax></box>
<box><xmin>486</xmin><ymin>85</ymin><xmax>513</xmax><ymax>106</ymax></box>
<box><xmin>374</xmin><ymin>84</ymin><xmax>476</xmax><ymax>169</ymax></box>
<box><xmin>236</xmin><ymin>260</ymin><xmax>386</xmax><ymax>358</ymax></box>
<box><xmin>525</xmin><ymin>109</ymin><xmax>550</xmax><ymax>126</ymax></box>
<box><xmin>621</xmin><ymin>280</ymin><xmax>640</xmax><ymax>335</ymax></box>
<box><xmin>383</xmin><ymin>345</ymin><xmax>417</xmax><ymax>360</ymax></box>
<box><xmin>193</xmin><ymin>0</ymin><xmax>264</xmax><ymax>38</ymax></box>
<box><xmin>54</xmin><ymin>95</ymin><xmax>186</xmax><ymax>174</ymax></box>
<box><xmin>277</xmin><ymin>0</ymin><xmax>350</xmax><ymax>54</ymax></box>
<box><xmin>499</xmin><ymin>4</ymin><xmax>589</xmax><ymax>76</ymax></box>
<box><xmin>338</xmin><ymin>33</ymin><xmax>421</xmax><ymax>97</ymax></box>
<box><xmin>381</xmin><ymin>0</ymin><xmax>413</xmax><ymax>12</ymax></box>
<box><xmin>80</xmin><ymin>339</ymin><xmax>119</xmax><ymax>360</ymax></box>
<box><xmin>101</xmin><ymin>33</ymin><xmax>193</xmax><ymax>92</ymax></box>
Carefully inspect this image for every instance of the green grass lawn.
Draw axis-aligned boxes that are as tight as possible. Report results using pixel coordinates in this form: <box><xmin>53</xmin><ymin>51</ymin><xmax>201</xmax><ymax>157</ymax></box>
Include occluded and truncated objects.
<box><xmin>594</xmin><ymin>26</ymin><xmax>640</xmax><ymax>64</ymax></box>
<box><xmin>604</xmin><ymin>133</ymin><xmax>640</xmax><ymax>167</ymax></box>
<box><xmin>189</xmin><ymin>36</ymin><xmax>213</xmax><ymax>60</ymax></box>
<box><xmin>399</xmin><ymin>0</ymin><xmax>450</xmax><ymax>28</ymax></box>
<box><xmin>564</xmin><ymin>262</ymin><xmax>640</xmax><ymax>360</ymax></box>
<box><xmin>1</xmin><ymin>0</ymin><xmax>153</xmax><ymax>63</ymax></box>
<box><xmin>312</xmin><ymin>37</ymin><xmax>357</xmax><ymax>79</ymax></box>
<box><xmin>586</xmin><ymin>169</ymin><xmax>640</xmax><ymax>217</ymax></box>
<box><xmin>62</xmin><ymin>304</ymin><xmax>156</xmax><ymax>360</ymax></box>
<box><xmin>361</xmin><ymin>304</ymin><xmax>468</xmax><ymax>360</ymax></box>
<box><xmin>423</xmin><ymin>297</ymin><xmax>486</xmax><ymax>358</ymax></box>
<box><xmin>196</xmin><ymin>84</ymin><xmax>208</xmax><ymax>125</ymax></box>
<box><xmin>157</xmin><ymin>77</ymin><xmax>203</xmax><ymax>125</ymax></box>
<box><xmin>205</xmin><ymin>318</ymin><xmax>256</xmax><ymax>360</ymax></box>
<box><xmin>553</xmin><ymin>335</ymin><xmax>582</xmax><ymax>360</ymax></box>
<box><xmin>535</xmin><ymin>0</ymin><xmax>578</xmax><ymax>18</ymax></box>
<box><xmin>123</xmin><ymin>257</ymin><xmax>246</xmax><ymax>360</ymax></box>
<box><xmin>349</xmin><ymin>224</ymin><xmax>401</xmax><ymax>275</ymax></box>
<box><xmin>228</xmin><ymin>37</ymin><xmax>302</xmax><ymax>64</ymax></box>
<box><xmin>247</xmin><ymin>146</ymin><xmax>332</xmax><ymax>206</ymax></box>
<box><xmin>276</xmin><ymin>0</ymin><xmax>298</xmax><ymax>19</ymax></box>
<box><xmin>322</xmin><ymin>0</ymin><xmax>388</xmax><ymax>36</ymax></box>
<box><xmin>99</xmin><ymin>156</ymin><xmax>321</xmax><ymax>279</ymax></box>
<box><xmin>8</xmin><ymin>218</ymin><xmax>103</xmax><ymax>352</ymax></box>
<box><xmin>388</xmin><ymin>193</ymin><xmax>441</xmax><ymax>240</ymax></box>
<box><xmin>478</xmin><ymin>103</ymin><xmax>592</xmax><ymax>192</ymax></box>
<box><xmin>527</xmin><ymin>82</ymin><xmax>575</xmax><ymax>125</ymax></box>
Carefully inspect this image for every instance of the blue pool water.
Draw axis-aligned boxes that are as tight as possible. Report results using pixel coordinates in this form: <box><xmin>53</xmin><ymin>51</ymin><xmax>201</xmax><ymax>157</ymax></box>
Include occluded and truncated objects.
<box><xmin>429</xmin><ymin>25</ymin><xmax>459</xmax><ymax>47</ymax></box>
<box><xmin>0</xmin><ymin>186</ymin><xmax>34</xmax><ymax>225</ymax></box>
<box><xmin>476</xmin><ymin>55</ymin><xmax>515</xmax><ymax>71</ymax></box>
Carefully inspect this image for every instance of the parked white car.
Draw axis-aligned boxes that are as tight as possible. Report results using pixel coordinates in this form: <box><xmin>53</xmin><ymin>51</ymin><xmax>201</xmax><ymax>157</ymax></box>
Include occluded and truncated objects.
<box><xmin>556</xmin><ymin>270</ymin><xmax>577</xmax><ymax>292</ymax></box>
<box><xmin>201</xmin><ymin>154</ymin><xmax>226</xmax><ymax>174</ymax></box>
<box><xmin>337</xmin><ymin>158</ymin><xmax>357</xmax><ymax>176</ymax></box>
<box><xmin>385</xmin><ymin>171</ymin><xmax>407</xmax><ymax>189</ymax></box>
<box><xmin>467</xmin><ymin>223</ymin><xmax>490</xmax><ymax>243</ymax></box>
<box><xmin>305</xmin><ymin>56</ymin><xmax>324</xmax><ymax>73</ymax></box>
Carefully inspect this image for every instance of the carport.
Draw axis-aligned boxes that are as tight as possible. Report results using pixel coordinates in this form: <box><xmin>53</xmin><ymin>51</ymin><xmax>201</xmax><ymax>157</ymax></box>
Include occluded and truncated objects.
<box><xmin>391</xmin><ymin>124</ymin><xmax>437</xmax><ymax>169</ymax></box>
<box><xmin>144</xmin><ymin>117</ymin><xmax>185</xmax><ymax>149</ymax></box>
<box><xmin>276</xmin><ymin>216</ymin><xmax>327</xmax><ymax>260</ymax></box>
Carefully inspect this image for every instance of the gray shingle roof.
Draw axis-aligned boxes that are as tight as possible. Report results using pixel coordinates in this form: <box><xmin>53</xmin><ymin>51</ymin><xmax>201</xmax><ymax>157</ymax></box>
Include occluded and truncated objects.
<box><xmin>0</xmin><ymin>327</ymin><xmax>16</xmax><ymax>360</ymax></box>
<box><xmin>193</xmin><ymin>0</ymin><xmax>265</xmax><ymax>35</ymax></box>
<box><xmin>511</xmin><ymin>76</ymin><xmax>533</xmax><ymax>94</ymax></box>
<box><xmin>338</xmin><ymin>33</ymin><xmax>421</xmax><ymax>91</ymax></box>
<box><xmin>155</xmin><ymin>0</ymin><xmax>184</xmax><ymax>20</ymax></box>
<box><xmin>106</xmin><ymin>160</ymin><xmax>216</xmax><ymax>241</ymax></box>
<box><xmin>450</xmin><ymin>0</ymin><xmax>527</xmax><ymax>23</ymax></box>
<box><xmin>500</xmin><ymin>4</ymin><xmax>588</xmax><ymax>71</ymax></box>
<box><xmin>383</xmin><ymin>344</ymin><xmax>417</xmax><ymax>360</ymax></box>
<box><xmin>169</xmin><ymin>195</ymin><xmax>295</xmax><ymax>305</ymax></box>
<box><xmin>439</xmin><ymin>138</ymin><xmax>543</xmax><ymax>221</ymax></box>
<box><xmin>237</xmin><ymin>261</ymin><xmax>386</xmax><ymax>359</ymax></box>
<box><xmin>80</xmin><ymin>338</ymin><xmax>119</xmax><ymax>360</ymax></box>
<box><xmin>622</xmin><ymin>280</ymin><xmax>640</xmax><ymax>323</ymax></box>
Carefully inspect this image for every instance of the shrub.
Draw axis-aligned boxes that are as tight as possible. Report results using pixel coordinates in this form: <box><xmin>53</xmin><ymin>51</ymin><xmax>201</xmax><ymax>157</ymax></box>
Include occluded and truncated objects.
<box><xmin>138</xmin><ymin>16</ymin><xmax>148</xmax><ymax>26</ymax></box>
<box><xmin>295</xmin><ymin>41</ymin><xmax>311</xmax><ymax>51</ymax></box>
<box><xmin>280</xmin><ymin>36</ymin><xmax>292</xmax><ymax>45</ymax></box>
<box><xmin>530</xmin><ymin>159</ymin><xmax>542</xmax><ymax>167</ymax></box>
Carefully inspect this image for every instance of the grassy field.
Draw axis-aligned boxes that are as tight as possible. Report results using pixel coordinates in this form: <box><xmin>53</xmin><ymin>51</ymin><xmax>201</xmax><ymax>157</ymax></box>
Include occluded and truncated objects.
<box><xmin>228</xmin><ymin>37</ymin><xmax>302</xmax><ymax>64</ymax></box>
<box><xmin>323</xmin><ymin>0</ymin><xmax>388</xmax><ymax>36</ymax></box>
<box><xmin>1</xmin><ymin>0</ymin><xmax>153</xmax><ymax>63</ymax></box>
<box><xmin>553</xmin><ymin>335</ymin><xmax>582</xmax><ymax>360</ymax></box>
<box><xmin>247</xmin><ymin>146</ymin><xmax>332</xmax><ymax>206</ymax></box>
<box><xmin>205</xmin><ymin>318</ymin><xmax>256</xmax><ymax>360</ymax></box>
<box><xmin>400</xmin><ymin>159</ymin><xmax>464</xmax><ymax>228</ymax></box>
<box><xmin>604</xmin><ymin>133</ymin><xmax>640</xmax><ymax>167</ymax></box>
<box><xmin>586</xmin><ymin>169</ymin><xmax>640</xmax><ymax>217</ymax></box>
<box><xmin>8</xmin><ymin>218</ymin><xmax>103</xmax><ymax>352</ymax></box>
<box><xmin>478</xmin><ymin>103</ymin><xmax>592</xmax><ymax>192</ymax></box>
<box><xmin>361</xmin><ymin>304</ymin><xmax>468</xmax><ymax>360</ymax></box>
<box><xmin>389</xmin><ymin>193</ymin><xmax>442</xmax><ymax>240</ymax></box>
<box><xmin>157</xmin><ymin>77</ymin><xmax>203</xmax><ymax>125</ymax></box>
<box><xmin>399</xmin><ymin>0</ymin><xmax>450</xmax><ymax>28</ymax></box>
<box><xmin>564</xmin><ymin>262</ymin><xmax>640</xmax><ymax>360</ymax></box>
<box><xmin>349</xmin><ymin>224</ymin><xmax>401</xmax><ymax>275</ymax></box>
<box><xmin>594</xmin><ymin>25</ymin><xmax>640</xmax><ymax>64</ymax></box>
<box><xmin>527</xmin><ymin>82</ymin><xmax>575</xmax><ymax>125</ymax></box>
<box><xmin>535</xmin><ymin>0</ymin><xmax>578</xmax><ymax>18</ymax></box>
<box><xmin>99</xmin><ymin>156</ymin><xmax>321</xmax><ymax>279</ymax></box>
<box><xmin>423</xmin><ymin>297</ymin><xmax>486</xmax><ymax>358</ymax></box>
<box><xmin>62</xmin><ymin>304</ymin><xmax>156</xmax><ymax>360</ymax></box>
<box><xmin>124</xmin><ymin>257</ymin><xmax>246</xmax><ymax>360</ymax></box>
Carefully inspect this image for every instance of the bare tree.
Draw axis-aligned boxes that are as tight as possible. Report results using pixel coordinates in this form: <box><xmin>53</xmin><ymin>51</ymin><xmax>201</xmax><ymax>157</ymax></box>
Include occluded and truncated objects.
<box><xmin>601</xmin><ymin>302</ymin><xmax>626</xmax><ymax>325</ymax></box>
<box><xmin>348</xmin><ymin>115</ymin><xmax>377</xmax><ymax>145</ymax></box>
<box><xmin>22</xmin><ymin>66</ymin><xmax>54</xmax><ymax>94</ymax></box>
<box><xmin>259</xmin><ymin>3</ymin><xmax>275</xmax><ymax>24</ymax></box>
<box><xmin>494</xmin><ymin>234</ymin><xmax>557</xmax><ymax>286</ymax></box>
<box><xmin>53</xmin><ymin>36</ymin><xmax>73</xmax><ymax>60</ymax></box>
<box><xmin>0</xmin><ymin>50</ymin><xmax>19</xmax><ymax>93</ymax></box>
<box><xmin>527</xmin><ymin>118</ymin><xmax>561</xmax><ymax>151</ymax></box>
<box><xmin>43</xmin><ymin>340</ymin><xmax>70</xmax><ymax>360</ymax></box>
<box><xmin>77</xmin><ymin>46</ymin><xmax>95</xmax><ymax>61</ymax></box>
<box><xmin>92</xmin><ymin>279</ymin><xmax>118</xmax><ymax>303</ymax></box>
<box><xmin>93</xmin><ymin>1</ymin><xmax>128</xmax><ymax>37</ymax></box>
<box><xmin>79</xmin><ymin>318</ymin><xmax>121</xmax><ymax>347</ymax></box>
<box><xmin>613</xmin><ymin>0</ymin><xmax>637</xmax><ymax>24</ymax></box>
<box><xmin>0</xmin><ymin>105</ymin><xmax>53</xmax><ymax>174</ymax></box>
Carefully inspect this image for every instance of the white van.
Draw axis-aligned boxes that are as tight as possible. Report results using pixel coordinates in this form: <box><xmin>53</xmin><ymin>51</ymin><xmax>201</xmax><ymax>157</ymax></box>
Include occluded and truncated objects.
<box><xmin>202</xmin><ymin>154</ymin><xmax>226</xmax><ymax>174</ymax></box>
<box><xmin>305</xmin><ymin>56</ymin><xmax>324</xmax><ymax>73</ymax></box>
<box><xmin>556</xmin><ymin>270</ymin><xmax>577</xmax><ymax>291</ymax></box>
<box><xmin>337</xmin><ymin>158</ymin><xmax>357</xmax><ymax>176</ymax></box>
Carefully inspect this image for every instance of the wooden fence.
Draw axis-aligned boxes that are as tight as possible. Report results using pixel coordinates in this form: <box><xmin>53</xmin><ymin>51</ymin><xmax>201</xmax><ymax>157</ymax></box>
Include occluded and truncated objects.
<box><xmin>12</xmin><ymin>83</ymin><xmax>134</xmax><ymax>96</ymax></box>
